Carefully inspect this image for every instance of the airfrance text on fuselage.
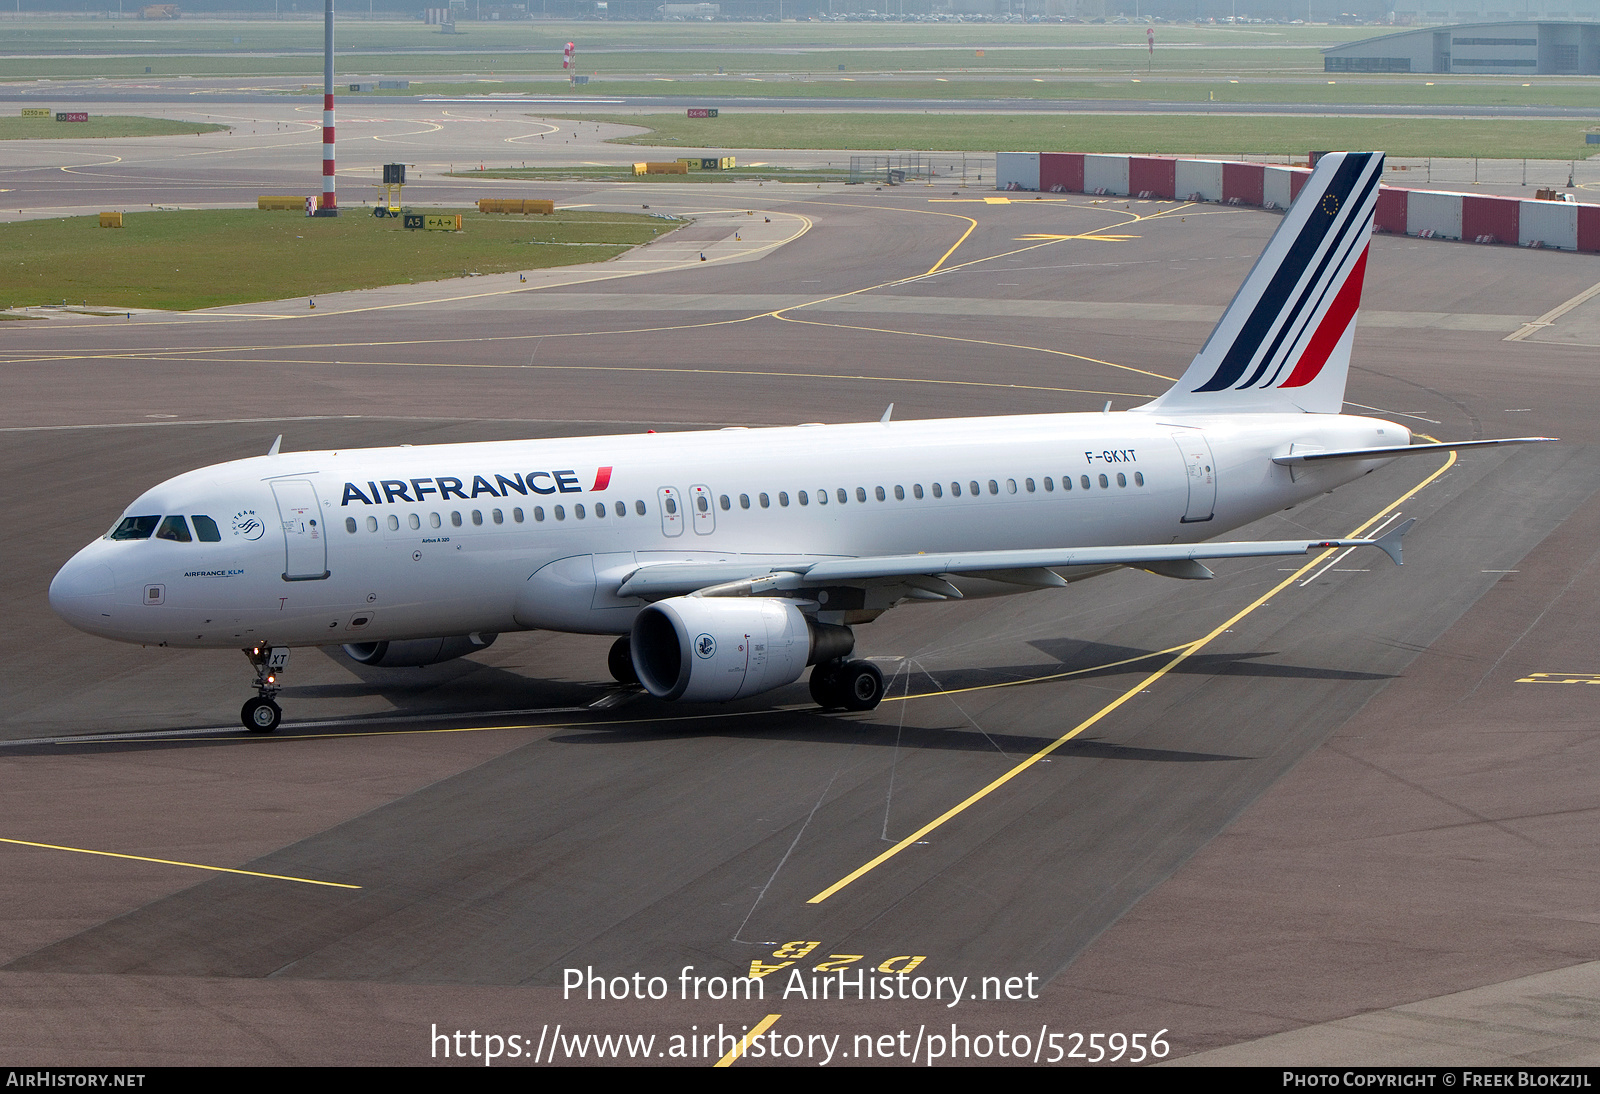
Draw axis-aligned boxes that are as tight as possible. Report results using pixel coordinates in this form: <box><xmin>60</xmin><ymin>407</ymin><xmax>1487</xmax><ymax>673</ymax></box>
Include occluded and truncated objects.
<box><xmin>341</xmin><ymin>467</ymin><xmax>612</xmax><ymax>506</ymax></box>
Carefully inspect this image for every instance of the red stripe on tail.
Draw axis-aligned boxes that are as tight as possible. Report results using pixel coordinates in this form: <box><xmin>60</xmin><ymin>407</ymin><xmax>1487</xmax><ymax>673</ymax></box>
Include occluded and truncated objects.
<box><xmin>1280</xmin><ymin>246</ymin><xmax>1368</xmax><ymax>389</ymax></box>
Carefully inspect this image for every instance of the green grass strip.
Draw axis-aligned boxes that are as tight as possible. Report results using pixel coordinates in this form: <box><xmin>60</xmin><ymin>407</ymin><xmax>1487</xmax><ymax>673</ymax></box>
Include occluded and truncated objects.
<box><xmin>553</xmin><ymin>111</ymin><xmax>1600</xmax><ymax>160</ymax></box>
<box><xmin>0</xmin><ymin>116</ymin><xmax>230</xmax><ymax>140</ymax></box>
<box><xmin>1</xmin><ymin>207</ymin><xmax>676</xmax><ymax>311</ymax></box>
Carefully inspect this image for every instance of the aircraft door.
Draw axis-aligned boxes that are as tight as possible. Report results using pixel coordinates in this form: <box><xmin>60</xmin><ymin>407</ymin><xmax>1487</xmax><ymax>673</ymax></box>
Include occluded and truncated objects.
<box><xmin>657</xmin><ymin>487</ymin><xmax>684</xmax><ymax>537</ymax></box>
<box><xmin>271</xmin><ymin>479</ymin><xmax>330</xmax><ymax>579</ymax></box>
<box><xmin>689</xmin><ymin>484</ymin><xmax>715</xmax><ymax>535</ymax></box>
<box><xmin>1172</xmin><ymin>433</ymin><xmax>1216</xmax><ymax>523</ymax></box>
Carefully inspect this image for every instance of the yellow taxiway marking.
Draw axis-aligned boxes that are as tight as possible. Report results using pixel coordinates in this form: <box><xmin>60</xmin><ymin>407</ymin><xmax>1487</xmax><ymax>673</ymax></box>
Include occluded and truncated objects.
<box><xmin>925</xmin><ymin>215</ymin><xmax>977</xmax><ymax>275</ymax></box>
<box><xmin>1517</xmin><ymin>672</ymin><xmax>1600</xmax><ymax>683</ymax></box>
<box><xmin>1505</xmin><ymin>276</ymin><xmax>1600</xmax><ymax>342</ymax></box>
<box><xmin>766</xmin><ymin>317</ymin><xmax>1176</xmax><ymax>385</ymax></box>
<box><xmin>807</xmin><ymin>448</ymin><xmax>1459</xmax><ymax>905</ymax></box>
<box><xmin>1015</xmin><ymin>232</ymin><xmax>1139</xmax><ymax>243</ymax></box>
<box><xmin>715</xmin><ymin>1014</ymin><xmax>782</xmax><ymax>1067</ymax></box>
<box><xmin>0</xmin><ymin>836</ymin><xmax>360</xmax><ymax>889</ymax></box>
<box><xmin>884</xmin><ymin>643</ymin><xmax>1194</xmax><ymax>702</ymax></box>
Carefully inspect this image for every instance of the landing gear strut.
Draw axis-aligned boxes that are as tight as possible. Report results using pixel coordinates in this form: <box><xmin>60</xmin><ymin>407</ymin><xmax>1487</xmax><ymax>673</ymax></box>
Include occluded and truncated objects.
<box><xmin>241</xmin><ymin>645</ymin><xmax>289</xmax><ymax>732</ymax></box>
<box><xmin>809</xmin><ymin>658</ymin><xmax>885</xmax><ymax>712</ymax></box>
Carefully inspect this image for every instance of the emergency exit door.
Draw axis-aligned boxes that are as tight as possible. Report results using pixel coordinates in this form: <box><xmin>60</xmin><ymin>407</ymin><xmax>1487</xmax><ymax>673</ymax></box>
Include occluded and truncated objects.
<box><xmin>1172</xmin><ymin>433</ymin><xmax>1216</xmax><ymax>523</ymax></box>
<box><xmin>271</xmin><ymin>479</ymin><xmax>330</xmax><ymax>580</ymax></box>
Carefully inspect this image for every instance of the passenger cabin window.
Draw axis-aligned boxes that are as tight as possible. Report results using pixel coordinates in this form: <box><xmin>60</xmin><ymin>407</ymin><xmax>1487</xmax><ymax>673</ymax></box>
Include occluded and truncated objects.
<box><xmin>109</xmin><ymin>516</ymin><xmax>160</xmax><ymax>540</ymax></box>
<box><xmin>192</xmin><ymin>515</ymin><xmax>222</xmax><ymax>542</ymax></box>
<box><xmin>345</xmin><ymin>517</ymin><xmax>358</xmax><ymax>534</ymax></box>
<box><xmin>155</xmin><ymin>515</ymin><xmax>191</xmax><ymax>542</ymax></box>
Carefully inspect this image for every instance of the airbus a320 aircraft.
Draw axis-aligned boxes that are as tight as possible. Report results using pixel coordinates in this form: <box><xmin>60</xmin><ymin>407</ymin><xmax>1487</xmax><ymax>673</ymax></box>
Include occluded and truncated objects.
<box><xmin>51</xmin><ymin>152</ymin><xmax>1548</xmax><ymax>732</ymax></box>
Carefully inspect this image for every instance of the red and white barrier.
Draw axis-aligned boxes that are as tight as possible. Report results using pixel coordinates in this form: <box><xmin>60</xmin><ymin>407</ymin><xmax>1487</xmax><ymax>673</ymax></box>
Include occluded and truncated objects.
<box><xmin>994</xmin><ymin>151</ymin><xmax>1596</xmax><ymax>253</ymax></box>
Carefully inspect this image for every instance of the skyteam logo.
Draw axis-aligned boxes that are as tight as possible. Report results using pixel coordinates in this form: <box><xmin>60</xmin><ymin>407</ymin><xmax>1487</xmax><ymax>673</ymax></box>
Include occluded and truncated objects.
<box><xmin>1189</xmin><ymin>151</ymin><xmax>1381</xmax><ymax>397</ymax></box>
<box><xmin>231</xmin><ymin>509</ymin><xmax>266</xmax><ymax>541</ymax></box>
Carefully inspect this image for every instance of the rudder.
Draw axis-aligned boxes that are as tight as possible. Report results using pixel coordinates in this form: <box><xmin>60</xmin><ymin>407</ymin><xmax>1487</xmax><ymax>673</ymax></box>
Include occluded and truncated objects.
<box><xmin>1142</xmin><ymin>151</ymin><xmax>1383</xmax><ymax>416</ymax></box>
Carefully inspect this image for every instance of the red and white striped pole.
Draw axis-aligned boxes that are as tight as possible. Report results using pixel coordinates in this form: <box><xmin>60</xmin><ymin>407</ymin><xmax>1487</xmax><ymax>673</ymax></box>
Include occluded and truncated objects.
<box><xmin>320</xmin><ymin>0</ymin><xmax>337</xmax><ymax>215</ymax></box>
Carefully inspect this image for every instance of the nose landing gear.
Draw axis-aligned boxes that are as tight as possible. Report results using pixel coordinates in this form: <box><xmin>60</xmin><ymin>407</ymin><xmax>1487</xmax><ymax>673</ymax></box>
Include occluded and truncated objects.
<box><xmin>241</xmin><ymin>646</ymin><xmax>289</xmax><ymax>732</ymax></box>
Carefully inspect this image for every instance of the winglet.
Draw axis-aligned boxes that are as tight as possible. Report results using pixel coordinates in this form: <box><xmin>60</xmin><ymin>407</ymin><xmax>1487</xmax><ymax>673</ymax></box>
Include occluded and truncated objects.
<box><xmin>1372</xmin><ymin>518</ymin><xmax>1415</xmax><ymax>565</ymax></box>
<box><xmin>266</xmin><ymin>434</ymin><xmax>282</xmax><ymax>457</ymax></box>
<box><xmin>880</xmin><ymin>403</ymin><xmax>894</xmax><ymax>425</ymax></box>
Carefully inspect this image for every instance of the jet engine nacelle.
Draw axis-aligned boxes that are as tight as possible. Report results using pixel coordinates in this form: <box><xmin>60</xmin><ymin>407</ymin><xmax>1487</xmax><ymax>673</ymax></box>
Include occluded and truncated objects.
<box><xmin>341</xmin><ymin>632</ymin><xmax>498</xmax><ymax>668</ymax></box>
<box><xmin>631</xmin><ymin>597</ymin><xmax>852</xmax><ymax>702</ymax></box>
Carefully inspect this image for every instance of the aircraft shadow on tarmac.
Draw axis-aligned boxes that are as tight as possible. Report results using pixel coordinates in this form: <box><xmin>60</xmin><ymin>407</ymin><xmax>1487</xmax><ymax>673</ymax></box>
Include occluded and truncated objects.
<box><xmin>546</xmin><ymin>713</ymin><xmax>1254</xmax><ymax>765</ymax></box>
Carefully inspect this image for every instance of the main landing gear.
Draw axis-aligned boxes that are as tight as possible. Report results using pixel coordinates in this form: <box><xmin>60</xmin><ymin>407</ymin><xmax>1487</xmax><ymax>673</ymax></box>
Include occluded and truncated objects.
<box><xmin>809</xmin><ymin>658</ymin><xmax>885</xmax><ymax>712</ymax></box>
<box><xmin>607</xmin><ymin>635</ymin><xmax>640</xmax><ymax>686</ymax></box>
<box><xmin>241</xmin><ymin>645</ymin><xmax>289</xmax><ymax>733</ymax></box>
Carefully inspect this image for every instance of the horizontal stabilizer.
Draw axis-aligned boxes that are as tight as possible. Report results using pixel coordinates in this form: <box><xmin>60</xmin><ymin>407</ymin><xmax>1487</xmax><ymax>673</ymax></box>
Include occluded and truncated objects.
<box><xmin>1272</xmin><ymin>437</ymin><xmax>1555</xmax><ymax>465</ymax></box>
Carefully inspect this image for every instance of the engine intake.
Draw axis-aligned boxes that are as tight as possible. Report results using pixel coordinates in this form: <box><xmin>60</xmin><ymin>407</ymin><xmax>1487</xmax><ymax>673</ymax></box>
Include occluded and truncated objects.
<box><xmin>631</xmin><ymin>597</ymin><xmax>851</xmax><ymax>702</ymax></box>
<box><xmin>341</xmin><ymin>632</ymin><xmax>497</xmax><ymax>668</ymax></box>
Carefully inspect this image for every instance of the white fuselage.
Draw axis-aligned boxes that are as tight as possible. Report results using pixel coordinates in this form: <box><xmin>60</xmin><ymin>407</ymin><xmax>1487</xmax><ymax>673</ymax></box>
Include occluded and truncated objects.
<box><xmin>49</xmin><ymin>410</ymin><xmax>1406</xmax><ymax>650</ymax></box>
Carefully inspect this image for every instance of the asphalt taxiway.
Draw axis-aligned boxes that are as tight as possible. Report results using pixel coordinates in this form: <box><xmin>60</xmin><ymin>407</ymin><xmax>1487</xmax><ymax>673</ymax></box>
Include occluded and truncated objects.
<box><xmin>3</xmin><ymin>115</ymin><xmax>1600</xmax><ymax>1066</ymax></box>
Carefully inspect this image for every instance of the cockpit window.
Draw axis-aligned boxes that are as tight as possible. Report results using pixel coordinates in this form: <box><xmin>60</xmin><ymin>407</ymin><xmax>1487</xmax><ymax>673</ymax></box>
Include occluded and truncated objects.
<box><xmin>108</xmin><ymin>516</ymin><xmax>160</xmax><ymax>540</ymax></box>
<box><xmin>155</xmin><ymin>515</ymin><xmax>192</xmax><ymax>542</ymax></box>
<box><xmin>191</xmin><ymin>516</ymin><xmax>221</xmax><ymax>542</ymax></box>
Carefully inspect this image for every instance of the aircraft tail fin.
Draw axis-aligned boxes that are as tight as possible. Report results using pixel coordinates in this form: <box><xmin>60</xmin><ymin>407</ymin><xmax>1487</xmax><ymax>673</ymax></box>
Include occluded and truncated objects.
<box><xmin>1142</xmin><ymin>151</ymin><xmax>1383</xmax><ymax>416</ymax></box>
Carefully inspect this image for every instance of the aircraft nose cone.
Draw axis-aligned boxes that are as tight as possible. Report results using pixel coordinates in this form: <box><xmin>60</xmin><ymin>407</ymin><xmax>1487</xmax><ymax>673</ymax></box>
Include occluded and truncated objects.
<box><xmin>50</xmin><ymin>553</ymin><xmax>116</xmax><ymax>634</ymax></box>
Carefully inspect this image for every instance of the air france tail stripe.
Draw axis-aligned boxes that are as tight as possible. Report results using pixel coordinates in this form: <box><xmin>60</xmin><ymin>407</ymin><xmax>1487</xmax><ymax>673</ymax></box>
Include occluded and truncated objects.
<box><xmin>1239</xmin><ymin>165</ymin><xmax>1380</xmax><ymax>390</ymax></box>
<box><xmin>1203</xmin><ymin>156</ymin><xmax>1378</xmax><ymax>392</ymax></box>
<box><xmin>1194</xmin><ymin>154</ymin><xmax>1368</xmax><ymax>391</ymax></box>
<box><xmin>1281</xmin><ymin>246</ymin><xmax>1369</xmax><ymax>388</ymax></box>
<box><xmin>1193</xmin><ymin>154</ymin><xmax>1378</xmax><ymax>393</ymax></box>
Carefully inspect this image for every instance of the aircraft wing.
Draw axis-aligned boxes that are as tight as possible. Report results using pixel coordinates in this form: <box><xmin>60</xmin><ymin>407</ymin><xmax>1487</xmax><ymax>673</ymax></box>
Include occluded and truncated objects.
<box><xmin>1272</xmin><ymin>437</ymin><xmax>1554</xmax><ymax>465</ymax></box>
<box><xmin>616</xmin><ymin>520</ymin><xmax>1415</xmax><ymax>599</ymax></box>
